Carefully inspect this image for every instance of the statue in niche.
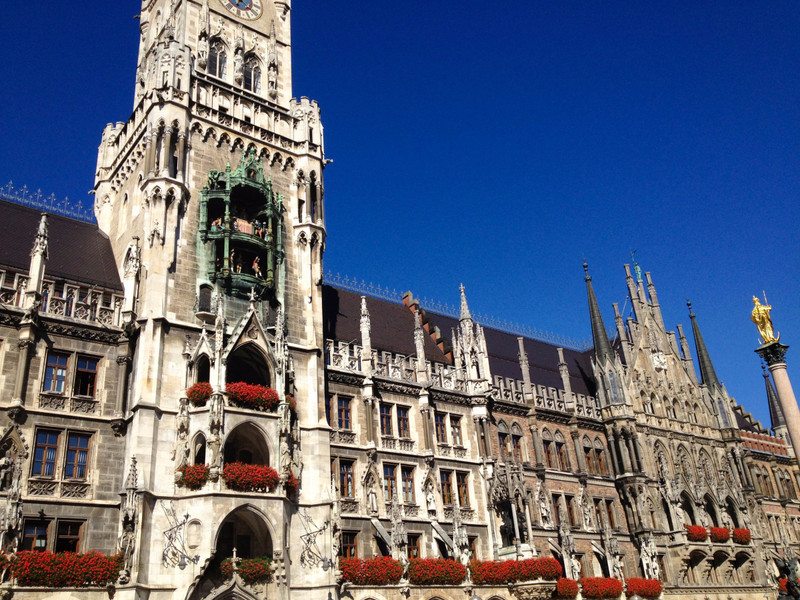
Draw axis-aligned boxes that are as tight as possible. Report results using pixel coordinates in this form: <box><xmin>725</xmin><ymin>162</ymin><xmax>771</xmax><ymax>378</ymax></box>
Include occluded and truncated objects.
<box><xmin>639</xmin><ymin>533</ymin><xmax>660</xmax><ymax>579</ymax></box>
<box><xmin>425</xmin><ymin>480</ymin><xmax>437</xmax><ymax>515</ymax></box>
<box><xmin>364</xmin><ymin>471</ymin><xmax>378</xmax><ymax>515</ymax></box>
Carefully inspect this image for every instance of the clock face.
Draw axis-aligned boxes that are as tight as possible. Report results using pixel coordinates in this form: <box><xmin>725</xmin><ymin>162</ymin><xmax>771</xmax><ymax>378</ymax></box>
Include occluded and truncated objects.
<box><xmin>219</xmin><ymin>0</ymin><xmax>263</xmax><ymax>21</ymax></box>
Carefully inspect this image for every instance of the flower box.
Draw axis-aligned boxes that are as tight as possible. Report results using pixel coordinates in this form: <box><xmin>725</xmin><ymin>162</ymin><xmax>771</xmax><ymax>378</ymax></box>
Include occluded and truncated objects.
<box><xmin>555</xmin><ymin>577</ymin><xmax>579</xmax><ymax>599</ymax></box>
<box><xmin>580</xmin><ymin>577</ymin><xmax>623</xmax><ymax>599</ymax></box>
<box><xmin>468</xmin><ymin>557</ymin><xmax>562</xmax><ymax>585</ymax></box>
<box><xmin>187</xmin><ymin>382</ymin><xmax>213</xmax><ymax>407</ymax></box>
<box><xmin>685</xmin><ymin>524</ymin><xmax>708</xmax><ymax>542</ymax></box>
<box><xmin>732</xmin><ymin>528</ymin><xmax>751</xmax><ymax>544</ymax></box>
<box><xmin>220</xmin><ymin>556</ymin><xmax>273</xmax><ymax>584</ymax></box>
<box><xmin>179</xmin><ymin>463</ymin><xmax>210</xmax><ymax>490</ymax></box>
<box><xmin>626</xmin><ymin>577</ymin><xmax>663</xmax><ymax>599</ymax></box>
<box><xmin>226</xmin><ymin>382</ymin><xmax>280</xmax><ymax>411</ymax></box>
<box><xmin>11</xmin><ymin>551</ymin><xmax>122</xmax><ymax>587</ymax></box>
<box><xmin>407</xmin><ymin>558</ymin><xmax>466</xmax><ymax>585</ymax></box>
<box><xmin>709</xmin><ymin>527</ymin><xmax>730</xmax><ymax>543</ymax></box>
<box><xmin>222</xmin><ymin>462</ymin><xmax>280</xmax><ymax>492</ymax></box>
<box><xmin>340</xmin><ymin>556</ymin><xmax>403</xmax><ymax>585</ymax></box>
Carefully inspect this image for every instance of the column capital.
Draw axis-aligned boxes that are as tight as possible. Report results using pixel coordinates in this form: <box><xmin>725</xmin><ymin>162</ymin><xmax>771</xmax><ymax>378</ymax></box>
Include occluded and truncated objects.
<box><xmin>757</xmin><ymin>341</ymin><xmax>789</xmax><ymax>367</ymax></box>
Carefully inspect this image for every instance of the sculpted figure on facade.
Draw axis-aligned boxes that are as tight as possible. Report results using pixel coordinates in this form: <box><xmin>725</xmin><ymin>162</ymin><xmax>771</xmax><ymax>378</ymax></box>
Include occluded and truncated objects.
<box><xmin>537</xmin><ymin>479</ymin><xmax>552</xmax><ymax>528</ymax></box>
<box><xmin>425</xmin><ymin>479</ymin><xmax>437</xmax><ymax>516</ymax></box>
<box><xmin>639</xmin><ymin>532</ymin><xmax>660</xmax><ymax>580</ymax></box>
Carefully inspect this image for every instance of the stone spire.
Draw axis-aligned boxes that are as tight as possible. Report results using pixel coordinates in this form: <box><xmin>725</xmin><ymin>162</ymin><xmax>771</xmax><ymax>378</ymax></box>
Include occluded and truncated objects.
<box><xmin>584</xmin><ymin>263</ymin><xmax>613</xmax><ymax>367</ymax></box>
<box><xmin>459</xmin><ymin>283</ymin><xmax>472</xmax><ymax>322</ymax></box>
<box><xmin>360</xmin><ymin>296</ymin><xmax>372</xmax><ymax>372</ymax></box>
<box><xmin>25</xmin><ymin>213</ymin><xmax>49</xmax><ymax>309</ymax></box>
<box><xmin>687</xmin><ymin>301</ymin><xmax>721</xmax><ymax>394</ymax></box>
<box><xmin>764</xmin><ymin>364</ymin><xmax>786</xmax><ymax>433</ymax></box>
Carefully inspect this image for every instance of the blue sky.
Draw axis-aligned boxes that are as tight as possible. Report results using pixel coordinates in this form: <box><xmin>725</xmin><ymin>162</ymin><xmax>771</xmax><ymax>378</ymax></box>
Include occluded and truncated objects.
<box><xmin>1</xmin><ymin>1</ymin><xmax>798</xmax><ymax>429</ymax></box>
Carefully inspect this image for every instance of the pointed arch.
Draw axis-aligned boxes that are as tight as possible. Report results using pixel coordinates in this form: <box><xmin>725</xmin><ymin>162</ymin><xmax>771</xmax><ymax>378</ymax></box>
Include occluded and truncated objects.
<box><xmin>208</xmin><ymin>37</ymin><xmax>228</xmax><ymax>79</ymax></box>
<box><xmin>223</xmin><ymin>421</ymin><xmax>272</xmax><ymax>466</ymax></box>
<box><xmin>214</xmin><ymin>504</ymin><xmax>275</xmax><ymax>560</ymax></box>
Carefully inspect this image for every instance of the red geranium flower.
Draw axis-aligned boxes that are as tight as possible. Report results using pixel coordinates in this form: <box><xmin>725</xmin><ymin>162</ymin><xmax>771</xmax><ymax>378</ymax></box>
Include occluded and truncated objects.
<box><xmin>580</xmin><ymin>577</ymin><xmax>624</xmax><ymax>599</ymax></box>
<box><xmin>732</xmin><ymin>528</ymin><xmax>751</xmax><ymax>544</ymax></box>
<box><xmin>626</xmin><ymin>577</ymin><xmax>663</xmax><ymax>599</ymax></box>
<box><xmin>222</xmin><ymin>462</ymin><xmax>280</xmax><ymax>492</ymax></box>
<box><xmin>339</xmin><ymin>557</ymin><xmax>403</xmax><ymax>585</ymax></box>
<box><xmin>226</xmin><ymin>382</ymin><xmax>280</xmax><ymax>411</ymax></box>
<box><xmin>709</xmin><ymin>527</ymin><xmax>730</xmax><ymax>543</ymax></box>
<box><xmin>179</xmin><ymin>463</ymin><xmax>210</xmax><ymax>490</ymax></box>
<box><xmin>554</xmin><ymin>577</ymin><xmax>579</xmax><ymax>599</ymax></box>
<box><xmin>407</xmin><ymin>558</ymin><xmax>466</xmax><ymax>585</ymax></box>
<box><xmin>186</xmin><ymin>382</ymin><xmax>213</xmax><ymax>406</ymax></box>
<box><xmin>220</xmin><ymin>556</ymin><xmax>273</xmax><ymax>584</ymax></box>
<box><xmin>11</xmin><ymin>551</ymin><xmax>122</xmax><ymax>587</ymax></box>
<box><xmin>685</xmin><ymin>524</ymin><xmax>708</xmax><ymax>542</ymax></box>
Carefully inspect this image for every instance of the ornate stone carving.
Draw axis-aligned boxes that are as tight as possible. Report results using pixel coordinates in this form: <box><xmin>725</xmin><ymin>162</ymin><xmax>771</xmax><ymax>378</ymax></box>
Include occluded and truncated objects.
<box><xmin>61</xmin><ymin>482</ymin><xmax>90</xmax><ymax>498</ymax></box>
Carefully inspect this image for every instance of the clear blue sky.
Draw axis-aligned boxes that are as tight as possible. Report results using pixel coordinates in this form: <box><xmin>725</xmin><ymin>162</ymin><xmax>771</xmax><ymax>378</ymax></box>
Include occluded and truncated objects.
<box><xmin>1</xmin><ymin>2</ymin><xmax>798</xmax><ymax>429</ymax></box>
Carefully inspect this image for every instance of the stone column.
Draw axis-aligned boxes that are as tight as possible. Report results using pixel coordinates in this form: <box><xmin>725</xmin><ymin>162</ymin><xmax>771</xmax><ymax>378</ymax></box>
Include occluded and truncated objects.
<box><xmin>12</xmin><ymin>338</ymin><xmax>35</xmax><ymax>406</ymax></box>
<box><xmin>482</xmin><ymin>419</ymin><xmax>493</xmax><ymax>458</ymax></box>
<box><xmin>530</xmin><ymin>426</ymin><xmax>545</xmax><ymax>468</ymax></box>
<box><xmin>618</xmin><ymin>433</ymin><xmax>633</xmax><ymax>474</ymax></box>
<box><xmin>572</xmin><ymin>430</ymin><xmax>587</xmax><ymax>473</ymax></box>
<box><xmin>115</xmin><ymin>354</ymin><xmax>131</xmax><ymax>415</ymax></box>
<box><xmin>160</xmin><ymin>126</ymin><xmax>174</xmax><ymax>177</ymax></box>
<box><xmin>606</xmin><ymin>432</ymin><xmax>621</xmax><ymax>475</ymax></box>
<box><xmin>758</xmin><ymin>343</ymin><xmax>800</xmax><ymax>458</ymax></box>
<box><xmin>363</xmin><ymin>396</ymin><xmax>375</xmax><ymax>444</ymax></box>
<box><xmin>175</xmin><ymin>132</ymin><xmax>186</xmax><ymax>180</ymax></box>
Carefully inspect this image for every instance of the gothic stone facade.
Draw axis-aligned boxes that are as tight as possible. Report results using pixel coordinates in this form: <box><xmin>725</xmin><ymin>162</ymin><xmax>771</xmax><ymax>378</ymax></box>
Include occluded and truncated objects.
<box><xmin>0</xmin><ymin>1</ymin><xmax>797</xmax><ymax>600</ymax></box>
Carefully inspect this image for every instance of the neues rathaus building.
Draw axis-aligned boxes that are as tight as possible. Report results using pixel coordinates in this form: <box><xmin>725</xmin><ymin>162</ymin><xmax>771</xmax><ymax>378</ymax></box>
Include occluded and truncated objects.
<box><xmin>0</xmin><ymin>1</ymin><xmax>798</xmax><ymax>599</ymax></box>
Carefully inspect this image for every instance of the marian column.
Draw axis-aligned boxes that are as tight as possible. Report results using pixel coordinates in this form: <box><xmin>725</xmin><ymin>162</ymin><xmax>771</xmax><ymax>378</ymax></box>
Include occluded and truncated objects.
<box><xmin>753</xmin><ymin>296</ymin><xmax>800</xmax><ymax>456</ymax></box>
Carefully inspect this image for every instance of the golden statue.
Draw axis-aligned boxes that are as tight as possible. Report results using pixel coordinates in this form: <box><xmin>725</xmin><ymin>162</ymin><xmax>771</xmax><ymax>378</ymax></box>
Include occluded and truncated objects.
<box><xmin>751</xmin><ymin>295</ymin><xmax>779</xmax><ymax>344</ymax></box>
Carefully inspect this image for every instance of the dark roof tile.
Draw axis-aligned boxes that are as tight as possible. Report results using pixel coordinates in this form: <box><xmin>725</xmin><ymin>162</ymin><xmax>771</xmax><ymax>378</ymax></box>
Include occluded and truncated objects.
<box><xmin>0</xmin><ymin>199</ymin><xmax>122</xmax><ymax>291</ymax></box>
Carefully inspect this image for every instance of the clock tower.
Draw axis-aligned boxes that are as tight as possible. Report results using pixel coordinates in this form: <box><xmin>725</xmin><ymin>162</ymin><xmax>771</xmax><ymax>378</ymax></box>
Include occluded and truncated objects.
<box><xmin>93</xmin><ymin>0</ymin><xmax>330</xmax><ymax>598</ymax></box>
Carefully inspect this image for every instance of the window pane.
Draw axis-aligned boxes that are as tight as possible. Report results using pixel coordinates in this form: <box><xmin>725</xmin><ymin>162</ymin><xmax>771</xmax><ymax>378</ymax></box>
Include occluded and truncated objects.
<box><xmin>22</xmin><ymin>519</ymin><xmax>49</xmax><ymax>552</ymax></box>
<box><xmin>65</xmin><ymin>433</ymin><xmax>91</xmax><ymax>479</ymax></box>
<box><xmin>43</xmin><ymin>352</ymin><xmax>69</xmax><ymax>393</ymax></box>
<box><xmin>32</xmin><ymin>430</ymin><xmax>60</xmax><ymax>477</ymax></box>
<box><xmin>55</xmin><ymin>520</ymin><xmax>83</xmax><ymax>553</ymax></box>
<box><xmin>397</xmin><ymin>407</ymin><xmax>410</xmax><ymax>438</ymax></box>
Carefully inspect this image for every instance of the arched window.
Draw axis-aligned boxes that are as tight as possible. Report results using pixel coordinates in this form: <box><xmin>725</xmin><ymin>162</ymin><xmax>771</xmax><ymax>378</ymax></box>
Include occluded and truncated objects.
<box><xmin>198</xmin><ymin>284</ymin><xmax>213</xmax><ymax>313</ymax></box>
<box><xmin>192</xmin><ymin>433</ymin><xmax>206</xmax><ymax>466</ymax></box>
<box><xmin>208</xmin><ymin>39</ymin><xmax>227</xmax><ymax>79</ymax></box>
<box><xmin>542</xmin><ymin>429</ymin><xmax>555</xmax><ymax>469</ymax></box>
<box><xmin>583</xmin><ymin>436</ymin><xmax>595</xmax><ymax>473</ymax></box>
<box><xmin>243</xmin><ymin>55</ymin><xmax>261</xmax><ymax>93</ymax></box>
<box><xmin>497</xmin><ymin>422</ymin><xmax>509</xmax><ymax>461</ymax></box>
<box><xmin>593</xmin><ymin>438</ymin><xmax>607</xmax><ymax>475</ymax></box>
<box><xmin>555</xmin><ymin>431</ymin><xmax>570</xmax><ymax>471</ymax></box>
<box><xmin>511</xmin><ymin>423</ymin><xmax>524</xmax><ymax>463</ymax></box>
<box><xmin>196</xmin><ymin>354</ymin><xmax>210</xmax><ymax>384</ymax></box>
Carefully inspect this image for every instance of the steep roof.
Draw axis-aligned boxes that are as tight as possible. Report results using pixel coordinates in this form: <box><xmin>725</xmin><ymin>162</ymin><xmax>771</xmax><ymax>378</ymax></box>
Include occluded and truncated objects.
<box><xmin>322</xmin><ymin>285</ymin><xmax>596</xmax><ymax>397</ymax></box>
<box><xmin>424</xmin><ymin>311</ymin><xmax>596</xmax><ymax>397</ymax></box>
<box><xmin>0</xmin><ymin>199</ymin><xmax>122</xmax><ymax>291</ymax></box>
<box><xmin>322</xmin><ymin>286</ymin><xmax>450</xmax><ymax>364</ymax></box>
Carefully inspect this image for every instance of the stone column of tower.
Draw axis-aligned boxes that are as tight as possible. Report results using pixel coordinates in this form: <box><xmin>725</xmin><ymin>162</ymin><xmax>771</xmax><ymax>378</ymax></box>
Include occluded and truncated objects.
<box><xmin>757</xmin><ymin>342</ymin><xmax>800</xmax><ymax>458</ymax></box>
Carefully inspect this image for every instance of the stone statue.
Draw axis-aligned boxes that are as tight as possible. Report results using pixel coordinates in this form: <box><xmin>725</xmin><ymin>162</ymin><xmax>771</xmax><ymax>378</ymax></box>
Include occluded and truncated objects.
<box><xmin>752</xmin><ymin>296</ymin><xmax>779</xmax><ymax>344</ymax></box>
<box><xmin>279</xmin><ymin>436</ymin><xmax>291</xmax><ymax>476</ymax></box>
<box><xmin>538</xmin><ymin>482</ymin><xmax>552</xmax><ymax>527</ymax></box>
<box><xmin>209</xmin><ymin>392</ymin><xmax>223</xmax><ymax>432</ymax></box>
<box><xmin>426</xmin><ymin>480</ymin><xmax>437</xmax><ymax>515</ymax></box>
<box><xmin>640</xmin><ymin>533</ymin><xmax>660</xmax><ymax>579</ymax></box>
